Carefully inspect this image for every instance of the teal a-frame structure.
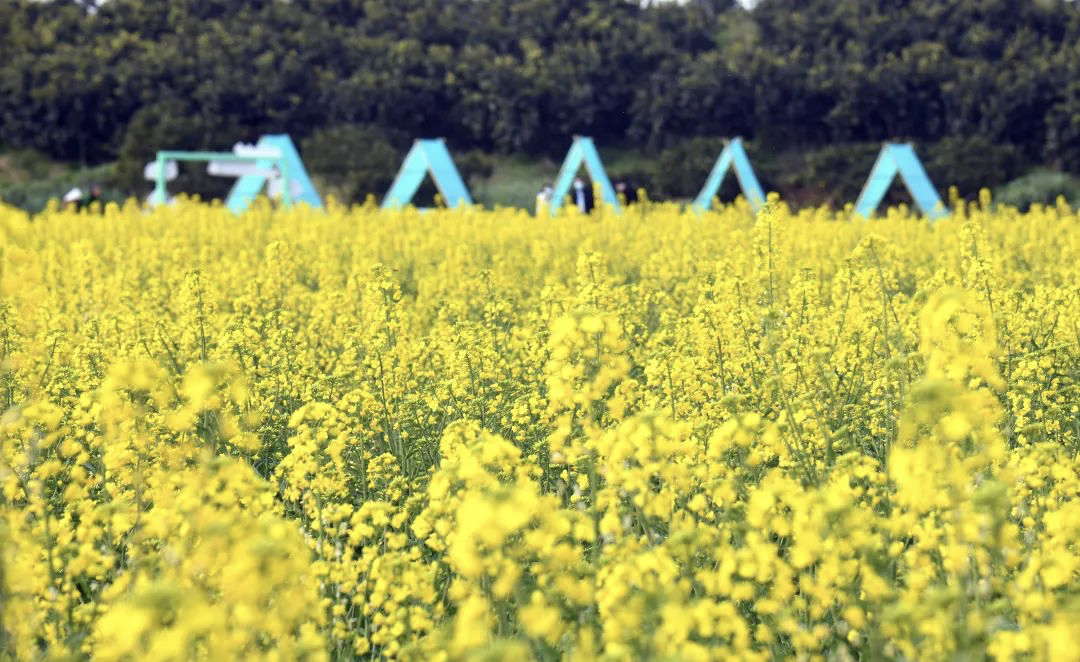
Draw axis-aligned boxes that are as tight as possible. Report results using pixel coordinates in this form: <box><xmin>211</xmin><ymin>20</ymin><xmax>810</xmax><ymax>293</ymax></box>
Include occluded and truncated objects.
<box><xmin>149</xmin><ymin>134</ymin><xmax>322</xmax><ymax>214</ymax></box>
<box><xmin>382</xmin><ymin>139</ymin><xmax>472</xmax><ymax>209</ymax></box>
<box><xmin>226</xmin><ymin>135</ymin><xmax>322</xmax><ymax>214</ymax></box>
<box><xmin>549</xmin><ymin>136</ymin><xmax>620</xmax><ymax>216</ymax></box>
<box><xmin>854</xmin><ymin>143</ymin><xmax>948</xmax><ymax>221</ymax></box>
<box><xmin>693</xmin><ymin>138</ymin><xmax>766</xmax><ymax>213</ymax></box>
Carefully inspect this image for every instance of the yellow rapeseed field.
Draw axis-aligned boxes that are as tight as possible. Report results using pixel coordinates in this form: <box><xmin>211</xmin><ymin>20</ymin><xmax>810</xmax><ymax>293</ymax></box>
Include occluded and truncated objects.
<box><xmin>2</xmin><ymin>193</ymin><xmax>1080</xmax><ymax>661</ymax></box>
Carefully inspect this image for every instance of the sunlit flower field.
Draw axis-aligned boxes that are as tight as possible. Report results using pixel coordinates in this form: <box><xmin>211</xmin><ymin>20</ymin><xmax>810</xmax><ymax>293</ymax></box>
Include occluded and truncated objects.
<box><xmin>2</xmin><ymin>193</ymin><xmax>1079</xmax><ymax>660</ymax></box>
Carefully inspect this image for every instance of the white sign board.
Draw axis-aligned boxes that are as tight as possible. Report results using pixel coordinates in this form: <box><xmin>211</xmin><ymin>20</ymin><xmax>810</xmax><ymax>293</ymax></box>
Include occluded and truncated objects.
<box><xmin>232</xmin><ymin>143</ymin><xmax>282</xmax><ymax>160</ymax></box>
<box><xmin>144</xmin><ymin>160</ymin><xmax>179</xmax><ymax>181</ymax></box>
<box><xmin>208</xmin><ymin>161</ymin><xmax>276</xmax><ymax>178</ymax></box>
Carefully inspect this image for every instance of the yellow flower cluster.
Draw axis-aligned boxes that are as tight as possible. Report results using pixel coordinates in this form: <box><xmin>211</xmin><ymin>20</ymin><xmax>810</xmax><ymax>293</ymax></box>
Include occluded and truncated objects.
<box><xmin>1</xmin><ymin>193</ymin><xmax>1079</xmax><ymax>660</ymax></box>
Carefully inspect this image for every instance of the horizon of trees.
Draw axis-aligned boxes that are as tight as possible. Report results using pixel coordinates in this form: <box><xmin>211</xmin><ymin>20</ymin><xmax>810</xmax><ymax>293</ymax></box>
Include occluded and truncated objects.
<box><xmin>1</xmin><ymin>0</ymin><xmax>1079</xmax><ymax>205</ymax></box>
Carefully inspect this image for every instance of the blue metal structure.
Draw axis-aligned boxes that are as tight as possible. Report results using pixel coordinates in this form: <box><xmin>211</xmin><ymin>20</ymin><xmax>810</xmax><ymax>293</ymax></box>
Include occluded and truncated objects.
<box><xmin>382</xmin><ymin>139</ymin><xmax>473</xmax><ymax>209</ymax></box>
<box><xmin>226</xmin><ymin>135</ymin><xmax>322</xmax><ymax>214</ymax></box>
<box><xmin>149</xmin><ymin>134</ymin><xmax>322</xmax><ymax>214</ymax></box>
<box><xmin>692</xmin><ymin>138</ymin><xmax>766</xmax><ymax>213</ymax></box>
<box><xmin>854</xmin><ymin>143</ymin><xmax>947</xmax><ymax>221</ymax></box>
<box><xmin>549</xmin><ymin>136</ymin><xmax>620</xmax><ymax>216</ymax></box>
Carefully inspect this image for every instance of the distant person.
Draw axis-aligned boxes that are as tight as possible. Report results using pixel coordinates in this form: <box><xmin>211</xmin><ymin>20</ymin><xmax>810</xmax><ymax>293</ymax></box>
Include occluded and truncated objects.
<box><xmin>536</xmin><ymin>183</ymin><xmax>553</xmax><ymax>215</ymax></box>
<box><xmin>86</xmin><ymin>184</ymin><xmax>103</xmax><ymax>211</ymax></box>
<box><xmin>62</xmin><ymin>187</ymin><xmax>83</xmax><ymax>211</ymax></box>
<box><xmin>572</xmin><ymin>176</ymin><xmax>594</xmax><ymax>213</ymax></box>
<box><xmin>615</xmin><ymin>179</ymin><xmax>638</xmax><ymax>205</ymax></box>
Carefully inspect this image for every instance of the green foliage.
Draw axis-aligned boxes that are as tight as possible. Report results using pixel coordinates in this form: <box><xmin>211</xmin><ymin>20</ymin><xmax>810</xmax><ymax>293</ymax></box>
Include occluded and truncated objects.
<box><xmin>643</xmin><ymin>138</ymin><xmax>729</xmax><ymax>200</ymax></box>
<box><xmin>924</xmin><ymin>137</ymin><xmax>1022</xmax><ymax>200</ymax></box>
<box><xmin>301</xmin><ymin>125</ymin><xmax>404</xmax><ymax>205</ymax></box>
<box><xmin>784</xmin><ymin>143</ymin><xmax>882</xmax><ymax>208</ymax></box>
<box><xmin>468</xmin><ymin>157</ymin><xmax>554</xmax><ymax>210</ymax></box>
<box><xmin>1</xmin><ymin>0</ymin><xmax>1079</xmax><ymax>206</ymax></box>
<box><xmin>456</xmin><ymin>150</ymin><xmax>497</xmax><ymax>185</ymax></box>
<box><xmin>993</xmin><ymin>170</ymin><xmax>1080</xmax><ymax>211</ymax></box>
<box><xmin>0</xmin><ymin>158</ymin><xmax>119</xmax><ymax>213</ymax></box>
<box><xmin>113</xmin><ymin>100</ymin><xmax>243</xmax><ymax>202</ymax></box>
<box><xmin>0</xmin><ymin>148</ymin><xmax>63</xmax><ymax>183</ymax></box>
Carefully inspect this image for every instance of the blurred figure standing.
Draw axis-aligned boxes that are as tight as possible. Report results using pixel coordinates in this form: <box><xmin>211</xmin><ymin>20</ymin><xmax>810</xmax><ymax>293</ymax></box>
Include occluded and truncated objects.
<box><xmin>615</xmin><ymin>179</ymin><xmax>638</xmax><ymax>205</ymax></box>
<box><xmin>572</xmin><ymin>176</ymin><xmax>594</xmax><ymax>213</ymax></box>
<box><xmin>536</xmin><ymin>182</ymin><xmax>553</xmax><ymax>215</ymax></box>
<box><xmin>86</xmin><ymin>184</ymin><xmax>103</xmax><ymax>211</ymax></box>
<box><xmin>62</xmin><ymin>187</ymin><xmax>83</xmax><ymax>211</ymax></box>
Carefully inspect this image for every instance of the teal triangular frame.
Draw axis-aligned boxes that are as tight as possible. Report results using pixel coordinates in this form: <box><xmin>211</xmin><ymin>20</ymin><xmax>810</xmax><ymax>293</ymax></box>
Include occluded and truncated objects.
<box><xmin>692</xmin><ymin>138</ymin><xmax>766</xmax><ymax>213</ymax></box>
<box><xmin>382</xmin><ymin>139</ymin><xmax>473</xmax><ymax>210</ymax></box>
<box><xmin>225</xmin><ymin>134</ymin><xmax>323</xmax><ymax>214</ymax></box>
<box><xmin>854</xmin><ymin>143</ymin><xmax>947</xmax><ymax>221</ymax></box>
<box><xmin>549</xmin><ymin>136</ymin><xmax>620</xmax><ymax>216</ymax></box>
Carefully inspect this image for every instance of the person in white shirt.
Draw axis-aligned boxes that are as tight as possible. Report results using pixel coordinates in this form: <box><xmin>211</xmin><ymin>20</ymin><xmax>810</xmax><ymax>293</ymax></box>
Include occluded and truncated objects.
<box><xmin>536</xmin><ymin>183</ymin><xmax>553</xmax><ymax>215</ymax></box>
<box><xmin>62</xmin><ymin>188</ymin><xmax>83</xmax><ymax>211</ymax></box>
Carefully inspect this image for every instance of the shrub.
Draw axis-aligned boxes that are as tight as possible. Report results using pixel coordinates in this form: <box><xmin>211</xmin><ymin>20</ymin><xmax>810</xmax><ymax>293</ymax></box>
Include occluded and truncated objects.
<box><xmin>113</xmin><ymin>100</ymin><xmax>240</xmax><ymax>203</ymax></box>
<box><xmin>301</xmin><ymin>124</ymin><xmax>405</xmax><ymax>205</ymax></box>
<box><xmin>924</xmin><ymin>136</ymin><xmax>1023</xmax><ymax>200</ymax></box>
<box><xmin>993</xmin><ymin>169</ymin><xmax>1080</xmax><ymax>210</ymax></box>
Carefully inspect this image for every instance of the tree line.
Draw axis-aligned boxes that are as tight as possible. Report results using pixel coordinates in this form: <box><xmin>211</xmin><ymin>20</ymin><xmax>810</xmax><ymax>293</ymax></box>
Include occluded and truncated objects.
<box><xmin>1</xmin><ymin>0</ymin><xmax>1078</xmax><ymax>206</ymax></box>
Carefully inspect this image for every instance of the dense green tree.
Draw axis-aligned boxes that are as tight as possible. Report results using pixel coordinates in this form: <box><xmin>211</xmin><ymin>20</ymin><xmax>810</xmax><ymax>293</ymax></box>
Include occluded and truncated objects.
<box><xmin>1</xmin><ymin>0</ymin><xmax>1078</xmax><ymax>204</ymax></box>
